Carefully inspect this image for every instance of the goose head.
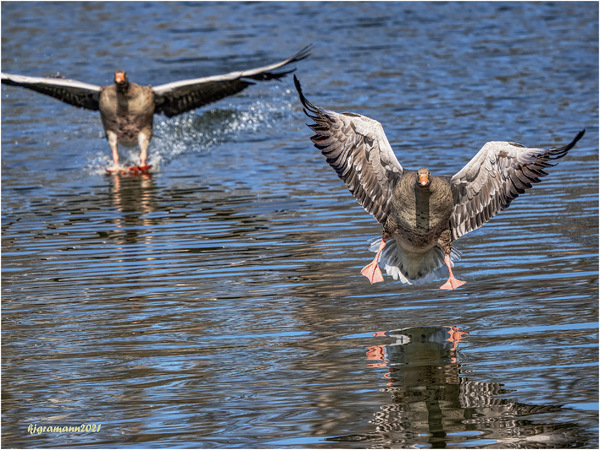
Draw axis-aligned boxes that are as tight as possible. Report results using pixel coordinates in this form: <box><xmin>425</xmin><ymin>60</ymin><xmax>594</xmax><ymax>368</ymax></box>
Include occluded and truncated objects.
<box><xmin>114</xmin><ymin>71</ymin><xmax>129</xmax><ymax>93</ymax></box>
<box><xmin>417</xmin><ymin>168</ymin><xmax>431</xmax><ymax>188</ymax></box>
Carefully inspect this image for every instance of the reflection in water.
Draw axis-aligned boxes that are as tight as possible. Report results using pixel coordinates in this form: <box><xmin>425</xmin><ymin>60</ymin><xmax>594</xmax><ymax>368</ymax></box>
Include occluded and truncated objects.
<box><xmin>105</xmin><ymin>174</ymin><xmax>159</xmax><ymax>293</ymax></box>
<box><xmin>107</xmin><ymin>173</ymin><xmax>157</xmax><ymax>245</ymax></box>
<box><xmin>330</xmin><ymin>326</ymin><xmax>588</xmax><ymax>448</ymax></box>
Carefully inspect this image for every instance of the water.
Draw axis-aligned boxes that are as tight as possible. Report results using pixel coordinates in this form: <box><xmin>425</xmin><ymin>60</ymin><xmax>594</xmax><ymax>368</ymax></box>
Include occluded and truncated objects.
<box><xmin>2</xmin><ymin>2</ymin><xmax>598</xmax><ymax>448</ymax></box>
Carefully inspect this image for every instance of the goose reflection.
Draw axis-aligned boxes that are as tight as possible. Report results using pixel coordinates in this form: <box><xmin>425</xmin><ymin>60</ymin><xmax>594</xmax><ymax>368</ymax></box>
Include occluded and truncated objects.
<box><xmin>330</xmin><ymin>326</ymin><xmax>587</xmax><ymax>448</ymax></box>
<box><xmin>107</xmin><ymin>174</ymin><xmax>157</xmax><ymax>246</ymax></box>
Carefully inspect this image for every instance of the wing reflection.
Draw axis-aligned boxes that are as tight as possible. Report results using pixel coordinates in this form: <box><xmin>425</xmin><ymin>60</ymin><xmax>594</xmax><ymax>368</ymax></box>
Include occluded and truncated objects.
<box><xmin>330</xmin><ymin>326</ymin><xmax>588</xmax><ymax>448</ymax></box>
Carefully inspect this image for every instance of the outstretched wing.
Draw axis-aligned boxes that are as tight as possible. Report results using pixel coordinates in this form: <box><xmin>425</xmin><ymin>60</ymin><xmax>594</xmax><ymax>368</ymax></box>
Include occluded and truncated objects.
<box><xmin>1</xmin><ymin>72</ymin><xmax>101</xmax><ymax>110</ymax></box>
<box><xmin>450</xmin><ymin>130</ymin><xmax>585</xmax><ymax>240</ymax></box>
<box><xmin>153</xmin><ymin>45</ymin><xmax>312</xmax><ymax>117</ymax></box>
<box><xmin>294</xmin><ymin>75</ymin><xmax>404</xmax><ymax>226</ymax></box>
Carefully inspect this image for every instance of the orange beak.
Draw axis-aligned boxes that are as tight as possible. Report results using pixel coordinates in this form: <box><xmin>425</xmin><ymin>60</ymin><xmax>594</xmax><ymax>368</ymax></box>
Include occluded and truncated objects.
<box><xmin>419</xmin><ymin>173</ymin><xmax>429</xmax><ymax>186</ymax></box>
<box><xmin>115</xmin><ymin>72</ymin><xmax>125</xmax><ymax>84</ymax></box>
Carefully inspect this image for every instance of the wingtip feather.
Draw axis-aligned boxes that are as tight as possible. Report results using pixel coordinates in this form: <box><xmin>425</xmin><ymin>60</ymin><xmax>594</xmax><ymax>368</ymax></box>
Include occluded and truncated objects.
<box><xmin>291</xmin><ymin>44</ymin><xmax>313</xmax><ymax>63</ymax></box>
<box><xmin>293</xmin><ymin>74</ymin><xmax>320</xmax><ymax>117</ymax></box>
<box><xmin>548</xmin><ymin>129</ymin><xmax>585</xmax><ymax>159</ymax></box>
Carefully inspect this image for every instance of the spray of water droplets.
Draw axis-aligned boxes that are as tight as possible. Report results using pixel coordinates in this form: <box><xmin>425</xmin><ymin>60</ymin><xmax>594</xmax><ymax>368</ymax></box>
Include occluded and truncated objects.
<box><xmin>85</xmin><ymin>92</ymin><xmax>295</xmax><ymax>175</ymax></box>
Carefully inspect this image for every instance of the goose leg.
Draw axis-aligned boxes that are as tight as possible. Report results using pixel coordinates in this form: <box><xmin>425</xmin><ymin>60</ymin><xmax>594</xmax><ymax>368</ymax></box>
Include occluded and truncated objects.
<box><xmin>361</xmin><ymin>239</ymin><xmax>385</xmax><ymax>284</ymax></box>
<box><xmin>440</xmin><ymin>254</ymin><xmax>466</xmax><ymax>290</ymax></box>
<box><xmin>138</xmin><ymin>131</ymin><xmax>150</xmax><ymax>167</ymax></box>
<box><xmin>107</xmin><ymin>131</ymin><xmax>120</xmax><ymax>169</ymax></box>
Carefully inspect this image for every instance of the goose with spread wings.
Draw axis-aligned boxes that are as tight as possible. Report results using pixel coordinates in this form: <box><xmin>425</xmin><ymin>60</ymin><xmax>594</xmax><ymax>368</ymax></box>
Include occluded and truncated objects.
<box><xmin>294</xmin><ymin>75</ymin><xmax>584</xmax><ymax>290</ymax></box>
<box><xmin>1</xmin><ymin>45</ymin><xmax>311</xmax><ymax>170</ymax></box>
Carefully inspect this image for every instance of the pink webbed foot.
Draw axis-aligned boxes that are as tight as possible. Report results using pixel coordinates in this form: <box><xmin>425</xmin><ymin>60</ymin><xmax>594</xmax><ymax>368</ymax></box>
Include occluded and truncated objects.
<box><xmin>439</xmin><ymin>253</ymin><xmax>466</xmax><ymax>290</ymax></box>
<box><xmin>105</xmin><ymin>164</ymin><xmax>122</xmax><ymax>175</ymax></box>
<box><xmin>361</xmin><ymin>239</ymin><xmax>386</xmax><ymax>284</ymax></box>
<box><xmin>439</xmin><ymin>276</ymin><xmax>467</xmax><ymax>290</ymax></box>
<box><xmin>361</xmin><ymin>260</ymin><xmax>384</xmax><ymax>283</ymax></box>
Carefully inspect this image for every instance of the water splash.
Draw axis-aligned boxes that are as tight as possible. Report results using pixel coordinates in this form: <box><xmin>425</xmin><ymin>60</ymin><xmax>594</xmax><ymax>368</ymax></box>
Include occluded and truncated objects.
<box><xmin>150</xmin><ymin>98</ymin><xmax>291</xmax><ymax>166</ymax></box>
<box><xmin>84</xmin><ymin>96</ymin><xmax>294</xmax><ymax>175</ymax></box>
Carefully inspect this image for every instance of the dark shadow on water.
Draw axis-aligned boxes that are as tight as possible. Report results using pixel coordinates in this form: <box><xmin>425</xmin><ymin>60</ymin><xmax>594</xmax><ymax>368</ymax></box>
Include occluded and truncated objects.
<box><xmin>328</xmin><ymin>326</ymin><xmax>591</xmax><ymax>448</ymax></box>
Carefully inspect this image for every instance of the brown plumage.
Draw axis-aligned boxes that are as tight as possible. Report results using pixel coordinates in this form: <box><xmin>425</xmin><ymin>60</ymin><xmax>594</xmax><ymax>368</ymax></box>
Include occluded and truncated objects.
<box><xmin>294</xmin><ymin>75</ymin><xmax>584</xmax><ymax>289</ymax></box>
<box><xmin>1</xmin><ymin>45</ymin><xmax>311</xmax><ymax>169</ymax></box>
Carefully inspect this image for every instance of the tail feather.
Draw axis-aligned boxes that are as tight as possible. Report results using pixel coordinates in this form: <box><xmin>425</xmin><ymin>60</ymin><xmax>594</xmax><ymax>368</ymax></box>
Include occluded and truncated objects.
<box><xmin>368</xmin><ymin>237</ymin><xmax>461</xmax><ymax>285</ymax></box>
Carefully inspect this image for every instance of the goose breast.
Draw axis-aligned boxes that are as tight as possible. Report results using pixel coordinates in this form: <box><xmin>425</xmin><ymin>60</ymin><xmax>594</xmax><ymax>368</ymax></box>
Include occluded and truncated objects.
<box><xmin>389</xmin><ymin>172</ymin><xmax>454</xmax><ymax>254</ymax></box>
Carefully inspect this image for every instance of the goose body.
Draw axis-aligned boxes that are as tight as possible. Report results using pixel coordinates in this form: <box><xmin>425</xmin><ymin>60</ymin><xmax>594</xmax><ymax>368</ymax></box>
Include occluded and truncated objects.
<box><xmin>294</xmin><ymin>75</ymin><xmax>584</xmax><ymax>289</ymax></box>
<box><xmin>1</xmin><ymin>45</ymin><xmax>311</xmax><ymax>169</ymax></box>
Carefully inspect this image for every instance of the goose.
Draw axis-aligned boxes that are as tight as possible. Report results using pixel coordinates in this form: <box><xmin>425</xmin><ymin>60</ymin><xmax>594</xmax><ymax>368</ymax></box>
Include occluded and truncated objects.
<box><xmin>294</xmin><ymin>75</ymin><xmax>584</xmax><ymax>290</ymax></box>
<box><xmin>1</xmin><ymin>45</ymin><xmax>311</xmax><ymax>170</ymax></box>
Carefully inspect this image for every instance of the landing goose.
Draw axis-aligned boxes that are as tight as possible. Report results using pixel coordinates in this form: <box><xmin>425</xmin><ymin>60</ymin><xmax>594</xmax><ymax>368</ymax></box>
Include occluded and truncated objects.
<box><xmin>294</xmin><ymin>75</ymin><xmax>584</xmax><ymax>290</ymax></box>
<box><xmin>1</xmin><ymin>45</ymin><xmax>311</xmax><ymax>170</ymax></box>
